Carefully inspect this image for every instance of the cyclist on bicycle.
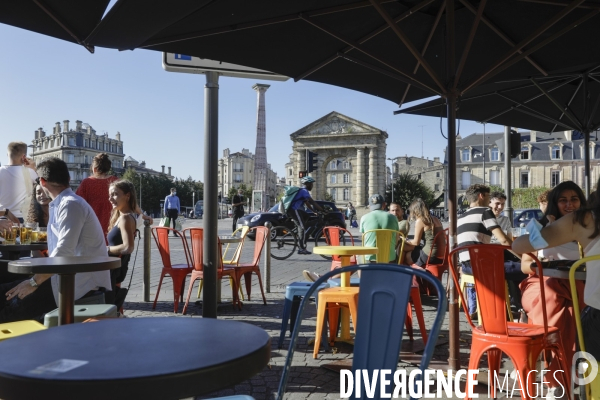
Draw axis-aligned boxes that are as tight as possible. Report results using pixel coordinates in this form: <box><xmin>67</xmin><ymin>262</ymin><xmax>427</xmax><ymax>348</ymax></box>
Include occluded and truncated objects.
<box><xmin>288</xmin><ymin>176</ymin><xmax>325</xmax><ymax>255</ymax></box>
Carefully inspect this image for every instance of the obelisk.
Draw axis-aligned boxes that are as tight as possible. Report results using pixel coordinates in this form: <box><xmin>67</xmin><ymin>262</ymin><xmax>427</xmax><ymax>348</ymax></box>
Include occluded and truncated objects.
<box><xmin>252</xmin><ymin>83</ymin><xmax>270</xmax><ymax>211</ymax></box>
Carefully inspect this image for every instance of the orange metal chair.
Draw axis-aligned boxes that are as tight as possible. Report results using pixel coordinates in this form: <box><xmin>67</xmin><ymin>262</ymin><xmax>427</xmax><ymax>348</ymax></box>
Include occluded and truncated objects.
<box><xmin>449</xmin><ymin>245</ymin><xmax>572</xmax><ymax>400</ymax></box>
<box><xmin>229</xmin><ymin>226</ymin><xmax>268</xmax><ymax>305</ymax></box>
<box><xmin>182</xmin><ymin>228</ymin><xmax>240</xmax><ymax>314</ymax></box>
<box><xmin>151</xmin><ymin>227</ymin><xmax>194</xmax><ymax>313</ymax></box>
<box><xmin>422</xmin><ymin>228</ymin><xmax>449</xmax><ymax>295</ymax></box>
<box><xmin>322</xmin><ymin>226</ymin><xmax>356</xmax><ymax>270</ymax></box>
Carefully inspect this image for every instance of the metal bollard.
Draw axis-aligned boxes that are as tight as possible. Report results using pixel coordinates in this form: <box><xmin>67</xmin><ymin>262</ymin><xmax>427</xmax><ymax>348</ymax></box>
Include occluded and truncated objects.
<box><xmin>143</xmin><ymin>218</ymin><xmax>151</xmax><ymax>302</ymax></box>
<box><xmin>263</xmin><ymin>221</ymin><xmax>271</xmax><ymax>293</ymax></box>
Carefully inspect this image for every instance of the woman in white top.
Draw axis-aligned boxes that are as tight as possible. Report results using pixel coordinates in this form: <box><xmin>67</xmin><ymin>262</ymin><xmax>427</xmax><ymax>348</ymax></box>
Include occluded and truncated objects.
<box><xmin>514</xmin><ymin>181</ymin><xmax>587</xmax><ymax>395</ymax></box>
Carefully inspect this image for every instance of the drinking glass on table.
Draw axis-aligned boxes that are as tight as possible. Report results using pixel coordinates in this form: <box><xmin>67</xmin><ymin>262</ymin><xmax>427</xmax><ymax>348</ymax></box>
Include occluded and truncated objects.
<box><xmin>4</xmin><ymin>227</ymin><xmax>16</xmax><ymax>245</ymax></box>
<box><xmin>511</xmin><ymin>227</ymin><xmax>521</xmax><ymax>239</ymax></box>
<box><xmin>36</xmin><ymin>227</ymin><xmax>47</xmax><ymax>243</ymax></box>
<box><xmin>21</xmin><ymin>223</ymin><xmax>35</xmax><ymax>245</ymax></box>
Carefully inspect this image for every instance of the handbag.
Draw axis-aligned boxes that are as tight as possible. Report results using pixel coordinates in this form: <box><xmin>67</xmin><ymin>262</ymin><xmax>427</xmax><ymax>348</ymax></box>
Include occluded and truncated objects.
<box><xmin>20</xmin><ymin>166</ymin><xmax>33</xmax><ymax>217</ymax></box>
<box><xmin>175</xmin><ymin>216</ymin><xmax>185</xmax><ymax>231</ymax></box>
<box><xmin>159</xmin><ymin>217</ymin><xmax>170</xmax><ymax>227</ymax></box>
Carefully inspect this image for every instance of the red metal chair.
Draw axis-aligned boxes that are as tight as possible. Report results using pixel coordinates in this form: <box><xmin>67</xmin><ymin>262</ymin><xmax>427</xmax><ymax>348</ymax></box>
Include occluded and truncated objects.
<box><xmin>182</xmin><ymin>228</ymin><xmax>240</xmax><ymax>314</ymax></box>
<box><xmin>151</xmin><ymin>227</ymin><xmax>194</xmax><ymax>313</ymax></box>
<box><xmin>448</xmin><ymin>244</ymin><xmax>571</xmax><ymax>400</ymax></box>
<box><xmin>230</xmin><ymin>226</ymin><xmax>268</xmax><ymax>305</ymax></box>
<box><xmin>423</xmin><ymin>228</ymin><xmax>449</xmax><ymax>296</ymax></box>
<box><xmin>322</xmin><ymin>226</ymin><xmax>356</xmax><ymax>270</ymax></box>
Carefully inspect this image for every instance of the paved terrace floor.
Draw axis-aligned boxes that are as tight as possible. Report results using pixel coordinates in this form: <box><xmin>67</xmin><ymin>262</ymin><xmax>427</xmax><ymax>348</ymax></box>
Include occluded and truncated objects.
<box><xmin>123</xmin><ymin>218</ymin><xmax>531</xmax><ymax>400</ymax></box>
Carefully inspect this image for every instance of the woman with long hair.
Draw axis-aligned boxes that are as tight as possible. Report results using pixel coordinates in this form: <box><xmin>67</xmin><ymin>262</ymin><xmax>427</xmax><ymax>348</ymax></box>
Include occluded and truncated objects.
<box><xmin>402</xmin><ymin>198</ymin><xmax>446</xmax><ymax>266</ymax></box>
<box><xmin>516</xmin><ymin>181</ymin><xmax>586</xmax><ymax>396</ymax></box>
<box><xmin>106</xmin><ymin>179</ymin><xmax>138</xmax><ymax>308</ymax></box>
<box><xmin>76</xmin><ymin>153</ymin><xmax>118</xmax><ymax>236</ymax></box>
<box><xmin>26</xmin><ymin>181</ymin><xmax>50</xmax><ymax>228</ymax></box>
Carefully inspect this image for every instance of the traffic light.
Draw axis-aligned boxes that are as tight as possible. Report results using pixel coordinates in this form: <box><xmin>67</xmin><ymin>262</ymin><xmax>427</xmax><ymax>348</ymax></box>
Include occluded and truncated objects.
<box><xmin>510</xmin><ymin>129</ymin><xmax>521</xmax><ymax>158</ymax></box>
<box><xmin>306</xmin><ymin>150</ymin><xmax>319</xmax><ymax>172</ymax></box>
<box><xmin>299</xmin><ymin>170</ymin><xmax>308</xmax><ymax>179</ymax></box>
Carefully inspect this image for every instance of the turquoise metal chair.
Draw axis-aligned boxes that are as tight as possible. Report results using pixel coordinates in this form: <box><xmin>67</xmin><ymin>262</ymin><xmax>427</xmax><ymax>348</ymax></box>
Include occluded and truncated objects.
<box><xmin>206</xmin><ymin>264</ymin><xmax>447</xmax><ymax>400</ymax></box>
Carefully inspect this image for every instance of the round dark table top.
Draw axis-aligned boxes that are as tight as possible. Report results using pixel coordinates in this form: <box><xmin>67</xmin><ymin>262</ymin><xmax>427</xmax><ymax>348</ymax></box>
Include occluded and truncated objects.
<box><xmin>8</xmin><ymin>256</ymin><xmax>120</xmax><ymax>275</ymax></box>
<box><xmin>0</xmin><ymin>318</ymin><xmax>271</xmax><ymax>400</ymax></box>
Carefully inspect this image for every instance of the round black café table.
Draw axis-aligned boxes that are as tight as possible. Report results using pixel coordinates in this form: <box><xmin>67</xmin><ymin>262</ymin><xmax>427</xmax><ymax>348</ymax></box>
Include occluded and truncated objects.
<box><xmin>0</xmin><ymin>243</ymin><xmax>48</xmax><ymax>260</ymax></box>
<box><xmin>8</xmin><ymin>256</ymin><xmax>120</xmax><ymax>325</ymax></box>
<box><xmin>0</xmin><ymin>318</ymin><xmax>271</xmax><ymax>400</ymax></box>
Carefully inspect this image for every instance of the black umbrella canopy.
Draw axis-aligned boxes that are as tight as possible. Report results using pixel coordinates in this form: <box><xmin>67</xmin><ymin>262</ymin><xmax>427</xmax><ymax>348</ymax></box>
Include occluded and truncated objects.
<box><xmin>0</xmin><ymin>0</ymin><xmax>111</xmax><ymax>53</ymax></box>
<box><xmin>85</xmin><ymin>0</ymin><xmax>600</xmax><ymax>106</ymax></box>
<box><xmin>397</xmin><ymin>62</ymin><xmax>600</xmax><ymax>133</ymax></box>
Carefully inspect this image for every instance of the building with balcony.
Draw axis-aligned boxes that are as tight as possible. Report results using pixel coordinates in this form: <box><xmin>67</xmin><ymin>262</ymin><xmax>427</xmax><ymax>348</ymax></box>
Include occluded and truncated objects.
<box><xmin>30</xmin><ymin>120</ymin><xmax>125</xmax><ymax>190</ymax></box>
<box><xmin>217</xmin><ymin>148</ymin><xmax>278</xmax><ymax>208</ymax></box>
<box><xmin>123</xmin><ymin>156</ymin><xmax>173</xmax><ymax>178</ymax></box>
<box><xmin>451</xmin><ymin>129</ymin><xmax>599</xmax><ymax>197</ymax></box>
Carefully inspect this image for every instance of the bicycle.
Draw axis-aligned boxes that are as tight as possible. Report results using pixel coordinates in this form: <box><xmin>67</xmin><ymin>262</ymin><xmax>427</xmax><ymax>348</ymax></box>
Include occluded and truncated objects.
<box><xmin>270</xmin><ymin>211</ymin><xmax>347</xmax><ymax>260</ymax></box>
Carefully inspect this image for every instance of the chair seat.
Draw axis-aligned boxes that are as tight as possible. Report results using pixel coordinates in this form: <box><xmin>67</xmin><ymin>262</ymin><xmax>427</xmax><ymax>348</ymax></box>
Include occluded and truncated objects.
<box><xmin>473</xmin><ymin>322</ymin><xmax>560</xmax><ymax>338</ymax></box>
<box><xmin>171</xmin><ymin>264</ymin><xmax>193</xmax><ymax>270</ymax></box>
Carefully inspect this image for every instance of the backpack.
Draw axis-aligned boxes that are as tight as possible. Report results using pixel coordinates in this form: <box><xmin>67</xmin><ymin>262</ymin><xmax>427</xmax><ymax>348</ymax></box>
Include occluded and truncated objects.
<box><xmin>278</xmin><ymin>186</ymin><xmax>301</xmax><ymax>214</ymax></box>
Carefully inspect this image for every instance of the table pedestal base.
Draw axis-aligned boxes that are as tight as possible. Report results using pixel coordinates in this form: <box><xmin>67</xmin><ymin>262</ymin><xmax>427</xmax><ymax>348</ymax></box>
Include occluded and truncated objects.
<box><xmin>58</xmin><ymin>274</ymin><xmax>75</xmax><ymax>325</ymax></box>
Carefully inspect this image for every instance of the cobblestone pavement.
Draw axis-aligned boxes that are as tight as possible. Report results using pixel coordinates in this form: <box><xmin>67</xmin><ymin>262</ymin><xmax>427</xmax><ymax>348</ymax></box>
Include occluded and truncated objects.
<box><xmin>124</xmin><ymin>218</ymin><xmax>522</xmax><ymax>399</ymax></box>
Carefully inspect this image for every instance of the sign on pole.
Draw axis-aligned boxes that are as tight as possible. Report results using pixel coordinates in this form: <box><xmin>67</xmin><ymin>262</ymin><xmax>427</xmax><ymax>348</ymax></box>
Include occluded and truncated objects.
<box><xmin>163</xmin><ymin>53</ymin><xmax>289</xmax><ymax>81</ymax></box>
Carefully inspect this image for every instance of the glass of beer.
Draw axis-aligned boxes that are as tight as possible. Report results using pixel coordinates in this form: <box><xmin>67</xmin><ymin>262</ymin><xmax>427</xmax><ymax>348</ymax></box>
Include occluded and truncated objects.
<box><xmin>21</xmin><ymin>226</ymin><xmax>32</xmax><ymax>245</ymax></box>
<box><xmin>4</xmin><ymin>227</ymin><xmax>16</xmax><ymax>245</ymax></box>
<box><xmin>37</xmin><ymin>227</ymin><xmax>47</xmax><ymax>243</ymax></box>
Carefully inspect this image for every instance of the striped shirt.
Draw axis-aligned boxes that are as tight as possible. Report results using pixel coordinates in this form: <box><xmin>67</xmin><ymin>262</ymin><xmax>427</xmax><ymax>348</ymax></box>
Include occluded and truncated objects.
<box><xmin>457</xmin><ymin>207</ymin><xmax>499</xmax><ymax>262</ymax></box>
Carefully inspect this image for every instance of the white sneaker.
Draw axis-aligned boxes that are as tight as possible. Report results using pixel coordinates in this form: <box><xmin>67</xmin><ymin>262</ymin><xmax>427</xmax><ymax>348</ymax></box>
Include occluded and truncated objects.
<box><xmin>302</xmin><ymin>270</ymin><xmax>320</xmax><ymax>282</ymax></box>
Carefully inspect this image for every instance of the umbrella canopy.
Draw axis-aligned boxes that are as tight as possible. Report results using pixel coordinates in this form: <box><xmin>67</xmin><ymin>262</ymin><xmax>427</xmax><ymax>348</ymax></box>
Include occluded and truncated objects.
<box><xmin>85</xmin><ymin>0</ymin><xmax>600</xmax><ymax>106</ymax></box>
<box><xmin>397</xmin><ymin>63</ymin><xmax>600</xmax><ymax>134</ymax></box>
<box><xmin>0</xmin><ymin>0</ymin><xmax>111</xmax><ymax>53</ymax></box>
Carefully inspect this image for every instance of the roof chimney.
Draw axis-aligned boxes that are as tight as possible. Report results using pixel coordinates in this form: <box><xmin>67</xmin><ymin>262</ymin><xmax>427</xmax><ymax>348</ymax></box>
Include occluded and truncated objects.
<box><xmin>161</xmin><ymin>165</ymin><xmax>165</xmax><ymax>174</ymax></box>
<box><xmin>530</xmin><ymin>131</ymin><xmax>537</xmax><ymax>143</ymax></box>
<box><xmin>115</xmin><ymin>132</ymin><xmax>121</xmax><ymax>141</ymax></box>
<box><xmin>63</xmin><ymin>120</ymin><xmax>69</xmax><ymax>132</ymax></box>
<box><xmin>168</xmin><ymin>167</ymin><xmax>172</xmax><ymax>176</ymax></box>
<box><xmin>75</xmin><ymin>120</ymin><xmax>82</xmax><ymax>132</ymax></box>
<box><xmin>55</xmin><ymin>122</ymin><xmax>61</xmax><ymax>134</ymax></box>
<box><xmin>434</xmin><ymin>157</ymin><xmax>440</xmax><ymax>163</ymax></box>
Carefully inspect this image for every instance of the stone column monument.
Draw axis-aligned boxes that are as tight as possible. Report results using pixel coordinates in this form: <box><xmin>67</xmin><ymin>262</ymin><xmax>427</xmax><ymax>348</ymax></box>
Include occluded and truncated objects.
<box><xmin>356</xmin><ymin>148</ymin><xmax>365</xmax><ymax>206</ymax></box>
<box><xmin>369</xmin><ymin>147</ymin><xmax>377</xmax><ymax>198</ymax></box>
<box><xmin>252</xmin><ymin>83</ymin><xmax>270</xmax><ymax>211</ymax></box>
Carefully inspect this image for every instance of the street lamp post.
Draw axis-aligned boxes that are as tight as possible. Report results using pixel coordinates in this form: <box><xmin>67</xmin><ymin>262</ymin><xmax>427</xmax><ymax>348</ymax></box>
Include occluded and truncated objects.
<box><xmin>192</xmin><ymin>191</ymin><xmax>195</xmax><ymax>218</ymax></box>
<box><xmin>139</xmin><ymin>174</ymin><xmax>142</xmax><ymax>211</ymax></box>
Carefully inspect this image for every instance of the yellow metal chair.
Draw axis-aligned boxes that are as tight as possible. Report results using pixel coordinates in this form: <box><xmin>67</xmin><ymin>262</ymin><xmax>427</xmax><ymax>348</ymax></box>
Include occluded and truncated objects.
<box><xmin>570</xmin><ymin>255</ymin><xmax>600</xmax><ymax>400</ymax></box>
<box><xmin>362</xmin><ymin>229</ymin><xmax>428</xmax><ymax>343</ymax></box>
<box><xmin>197</xmin><ymin>225</ymin><xmax>250</xmax><ymax>299</ymax></box>
<box><xmin>0</xmin><ymin>320</ymin><xmax>46</xmax><ymax>341</ymax></box>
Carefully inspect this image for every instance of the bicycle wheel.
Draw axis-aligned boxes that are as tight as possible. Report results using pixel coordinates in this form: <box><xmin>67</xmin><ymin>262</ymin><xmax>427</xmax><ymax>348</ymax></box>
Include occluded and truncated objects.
<box><xmin>313</xmin><ymin>226</ymin><xmax>347</xmax><ymax>260</ymax></box>
<box><xmin>270</xmin><ymin>226</ymin><xmax>298</xmax><ymax>260</ymax></box>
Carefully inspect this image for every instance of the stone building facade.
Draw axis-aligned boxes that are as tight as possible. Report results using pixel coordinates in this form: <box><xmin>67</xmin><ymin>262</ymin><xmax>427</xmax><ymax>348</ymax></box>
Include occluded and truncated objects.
<box><xmin>285</xmin><ymin>112</ymin><xmax>388</xmax><ymax>206</ymax></box>
<box><xmin>452</xmin><ymin>130</ymin><xmax>599</xmax><ymax>197</ymax></box>
<box><xmin>123</xmin><ymin>156</ymin><xmax>173</xmax><ymax>178</ymax></box>
<box><xmin>217</xmin><ymin>148</ymin><xmax>278</xmax><ymax>208</ymax></box>
<box><xmin>30</xmin><ymin>120</ymin><xmax>125</xmax><ymax>190</ymax></box>
<box><xmin>390</xmin><ymin>156</ymin><xmax>446</xmax><ymax>200</ymax></box>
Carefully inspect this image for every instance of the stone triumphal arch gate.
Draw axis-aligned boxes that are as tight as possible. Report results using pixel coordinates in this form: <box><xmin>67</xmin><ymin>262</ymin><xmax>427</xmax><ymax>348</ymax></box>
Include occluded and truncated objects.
<box><xmin>285</xmin><ymin>112</ymin><xmax>388</xmax><ymax>207</ymax></box>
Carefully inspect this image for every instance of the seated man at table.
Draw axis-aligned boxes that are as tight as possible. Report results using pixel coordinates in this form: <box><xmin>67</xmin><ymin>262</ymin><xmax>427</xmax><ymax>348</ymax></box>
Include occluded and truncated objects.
<box><xmin>0</xmin><ymin>157</ymin><xmax>111</xmax><ymax>322</ymax></box>
<box><xmin>489</xmin><ymin>191</ymin><xmax>527</xmax><ymax>314</ymax></box>
<box><xmin>360</xmin><ymin>194</ymin><xmax>399</xmax><ymax>263</ymax></box>
<box><xmin>458</xmin><ymin>184</ymin><xmax>512</xmax><ymax>319</ymax></box>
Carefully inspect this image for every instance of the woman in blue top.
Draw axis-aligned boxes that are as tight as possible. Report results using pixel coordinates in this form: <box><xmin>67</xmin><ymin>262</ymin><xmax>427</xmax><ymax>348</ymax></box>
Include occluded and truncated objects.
<box><xmin>107</xmin><ymin>180</ymin><xmax>138</xmax><ymax>307</ymax></box>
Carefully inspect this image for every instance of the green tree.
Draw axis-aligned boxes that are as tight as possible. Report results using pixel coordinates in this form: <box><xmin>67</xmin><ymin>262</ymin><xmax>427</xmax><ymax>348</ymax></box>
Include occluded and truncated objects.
<box><xmin>512</xmin><ymin>187</ymin><xmax>550</xmax><ymax>209</ymax></box>
<box><xmin>387</xmin><ymin>172</ymin><xmax>436</xmax><ymax>210</ymax></box>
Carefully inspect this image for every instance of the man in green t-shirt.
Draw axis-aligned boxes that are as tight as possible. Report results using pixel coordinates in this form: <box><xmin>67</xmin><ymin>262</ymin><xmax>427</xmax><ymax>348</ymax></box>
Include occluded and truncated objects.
<box><xmin>360</xmin><ymin>194</ymin><xmax>399</xmax><ymax>262</ymax></box>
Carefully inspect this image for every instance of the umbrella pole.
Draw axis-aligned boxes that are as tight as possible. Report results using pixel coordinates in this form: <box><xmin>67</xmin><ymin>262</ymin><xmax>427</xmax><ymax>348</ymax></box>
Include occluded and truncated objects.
<box><xmin>504</xmin><ymin>126</ymin><xmax>514</xmax><ymax>224</ymax></box>
<box><xmin>203</xmin><ymin>71</ymin><xmax>219</xmax><ymax>318</ymax></box>
<box><xmin>446</xmin><ymin>0</ymin><xmax>461</xmax><ymax>371</ymax></box>
<box><xmin>585</xmin><ymin>130</ymin><xmax>591</xmax><ymax>198</ymax></box>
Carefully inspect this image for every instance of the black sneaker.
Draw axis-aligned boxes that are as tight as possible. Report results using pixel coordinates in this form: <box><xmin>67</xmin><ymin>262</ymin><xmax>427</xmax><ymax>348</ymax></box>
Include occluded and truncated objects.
<box><xmin>297</xmin><ymin>249</ymin><xmax>311</xmax><ymax>255</ymax></box>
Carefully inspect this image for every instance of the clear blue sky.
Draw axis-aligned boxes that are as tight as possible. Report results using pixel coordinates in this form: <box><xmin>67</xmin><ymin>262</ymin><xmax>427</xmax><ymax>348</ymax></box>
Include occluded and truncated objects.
<box><xmin>0</xmin><ymin>23</ymin><xmax>505</xmax><ymax>181</ymax></box>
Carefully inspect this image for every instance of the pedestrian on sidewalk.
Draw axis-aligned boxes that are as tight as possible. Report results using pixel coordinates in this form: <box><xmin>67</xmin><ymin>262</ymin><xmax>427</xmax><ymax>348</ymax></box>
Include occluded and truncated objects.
<box><xmin>164</xmin><ymin>188</ymin><xmax>180</xmax><ymax>234</ymax></box>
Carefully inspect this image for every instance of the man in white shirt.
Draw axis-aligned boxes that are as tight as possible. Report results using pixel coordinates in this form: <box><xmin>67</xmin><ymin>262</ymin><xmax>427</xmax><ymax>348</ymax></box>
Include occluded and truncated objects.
<box><xmin>1</xmin><ymin>158</ymin><xmax>111</xmax><ymax>322</ymax></box>
<box><xmin>0</xmin><ymin>142</ymin><xmax>38</xmax><ymax>222</ymax></box>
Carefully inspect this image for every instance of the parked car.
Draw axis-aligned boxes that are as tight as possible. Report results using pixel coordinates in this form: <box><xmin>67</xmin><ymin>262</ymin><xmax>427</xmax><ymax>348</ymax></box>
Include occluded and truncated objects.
<box><xmin>194</xmin><ymin>200</ymin><xmax>203</xmax><ymax>219</ymax></box>
<box><xmin>236</xmin><ymin>200</ymin><xmax>346</xmax><ymax>239</ymax></box>
<box><xmin>511</xmin><ymin>208</ymin><xmax>544</xmax><ymax>227</ymax></box>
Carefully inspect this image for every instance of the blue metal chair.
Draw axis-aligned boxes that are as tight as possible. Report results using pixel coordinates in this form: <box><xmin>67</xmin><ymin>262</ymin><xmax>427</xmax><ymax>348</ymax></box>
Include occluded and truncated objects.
<box><xmin>206</xmin><ymin>264</ymin><xmax>447</xmax><ymax>400</ymax></box>
<box><xmin>277</xmin><ymin>281</ymin><xmax>330</xmax><ymax>349</ymax></box>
